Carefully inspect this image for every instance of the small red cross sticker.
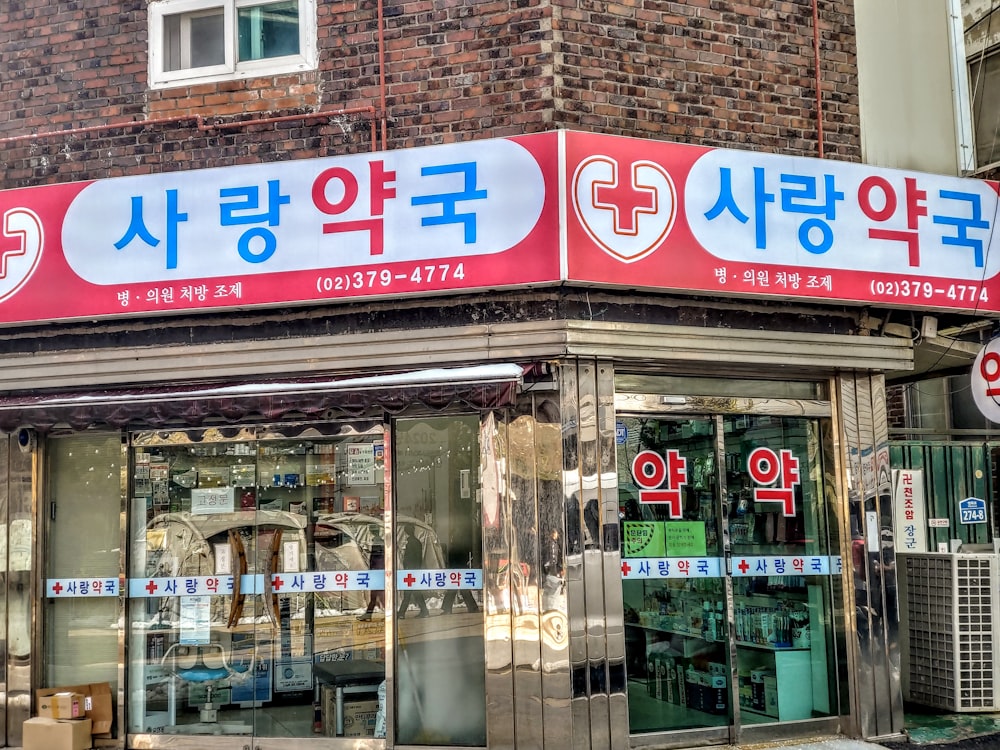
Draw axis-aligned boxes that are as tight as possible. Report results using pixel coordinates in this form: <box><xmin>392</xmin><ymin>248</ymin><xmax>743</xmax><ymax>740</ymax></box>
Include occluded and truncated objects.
<box><xmin>403</xmin><ymin>573</ymin><xmax>416</xmax><ymax>587</ymax></box>
<box><xmin>737</xmin><ymin>559</ymin><xmax>750</xmax><ymax>574</ymax></box>
<box><xmin>621</xmin><ymin>561</ymin><xmax>632</xmax><ymax>576</ymax></box>
<box><xmin>145</xmin><ymin>580</ymin><xmax>158</xmax><ymax>595</ymax></box>
<box><xmin>52</xmin><ymin>582</ymin><xmax>63</xmax><ymax>595</ymax></box>
<box><xmin>272</xmin><ymin>576</ymin><xmax>284</xmax><ymax>591</ymax></box>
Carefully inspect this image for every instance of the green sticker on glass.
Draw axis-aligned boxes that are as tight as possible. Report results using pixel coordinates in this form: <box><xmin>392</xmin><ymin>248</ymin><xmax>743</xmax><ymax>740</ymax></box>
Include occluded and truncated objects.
<box><xmin>663</xmin><ymin>521</ymin><xmax>707</xmax><ymax>556</ymax></box>
<box><xmin>623</xmin><ymin>522</ymin><xmax>666</xmax><ymax>557</ymax></box>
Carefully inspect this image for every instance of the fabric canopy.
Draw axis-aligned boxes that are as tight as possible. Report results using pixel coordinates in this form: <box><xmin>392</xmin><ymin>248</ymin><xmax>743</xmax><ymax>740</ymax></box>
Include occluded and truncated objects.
<box><xmin>0</xmin><ymin>364</ymin><xmax>525</xmax><ymax>431</ymax></box>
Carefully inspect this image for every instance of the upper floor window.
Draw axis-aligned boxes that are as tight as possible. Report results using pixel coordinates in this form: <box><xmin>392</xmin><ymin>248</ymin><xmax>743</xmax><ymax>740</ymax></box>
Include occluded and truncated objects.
<box><xmin>969</xmin><ymin>48</ymin><xmax>1000</xmax><ymax>171</ymax></box>
<box><xmin>149</xmin><ymin>0</ymin><xmax>317</xmax><ymax>89</ymax></box>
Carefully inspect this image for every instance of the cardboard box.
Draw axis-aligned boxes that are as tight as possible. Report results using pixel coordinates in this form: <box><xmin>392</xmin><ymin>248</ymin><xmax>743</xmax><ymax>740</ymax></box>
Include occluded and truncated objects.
<box><xmin>342</xmin><ymin>699</ymin><xmax>379</xmax><ymax>738</ymax></box>
<box><xmin>38</xmin><ymin>691</ymin><xmax>84</xmax><ymax>720</ymax></box>
<box><xmin>23</xmin><ymin>717</ymin><xmax>92</xmax><ymax>750</ymax></box>
<box><xmin>36</xmin><ymin>683</ymin><xmax>113</xmax><ymax>735</ymax></box>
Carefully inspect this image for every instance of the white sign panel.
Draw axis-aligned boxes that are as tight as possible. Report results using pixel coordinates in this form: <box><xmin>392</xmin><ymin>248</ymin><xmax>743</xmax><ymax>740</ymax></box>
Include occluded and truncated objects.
<box><xmin>892</xmin><ymin>469</ymin><xmax>928</xmax><ymax>552</ymax></box>
<box><xmin>347</xmin><ymin>443</ymin><xmax>376</xmax><ymax>484</ymax></box>
<box><xmin>190</xmin><ymin>487</ymin><xmax>235</xmax><ymax>515</ymax></box>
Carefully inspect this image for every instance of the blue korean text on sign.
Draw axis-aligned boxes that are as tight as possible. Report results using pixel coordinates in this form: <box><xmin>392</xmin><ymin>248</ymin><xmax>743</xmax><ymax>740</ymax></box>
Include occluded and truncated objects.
<box><xmin>959</xmin><ymin>496</ymin><xmax>987</xmax><ymax>525</ymax></box>
<box><xmin>615</xmin><ymin>421</ymin><xmax>627</xmax><ymax>445</ymax></box>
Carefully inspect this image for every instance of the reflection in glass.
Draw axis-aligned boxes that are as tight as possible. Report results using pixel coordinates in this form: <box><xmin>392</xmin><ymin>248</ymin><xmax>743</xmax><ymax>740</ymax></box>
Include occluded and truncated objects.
<box><xmin>44</xmin><ymin>435</ymin><xmax>122</xmax><ymax>690</ymax></box>
<box><xmin>618</xmin><ymin>417</ymin><xmax>729</xmax><ymax>733</ymax></box>
<box><xmin>618</xmin><ymin>413</ymin><xmax>840</xmax><ymax>734</ymax></box>
<box><xmin>238</xmin><ymin>1</ymin><xmax>300</xmax><ymax>61</ymax></box>
<box><xmin>394</xmin><ymin>415</ymin><xmax>486</xmax><ymax>746</ymax></box>
<box><xmin>126</xmin><ymin>426</ymin><xmax>386</xmax><ymax>739</ymax></box>
<box><xmin>724</xmin><ymin>415</ymin><xmax>836</xmax><ymax>724</ymax></box>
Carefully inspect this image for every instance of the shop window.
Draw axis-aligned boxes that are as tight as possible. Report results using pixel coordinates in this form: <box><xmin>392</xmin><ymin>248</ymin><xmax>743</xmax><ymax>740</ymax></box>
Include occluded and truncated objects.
<box><xmin>44</xmin><ymin>435</ymin><xmax>123</xmax><ymax>690</ymax></box>
<box><xmin>148</xmin><ymin>0</ymin><xmax>317</xmax><ymax>89</ymax></box>
<box><xmin>618</xmin><ymin>414</ymin><xmax>839</xmax><ymax>732</ymax></box>
<box><xmin>969</xmin><ymin>48</ymin><xmax>1000</xmax><ymax>171</ymax></box>
<box><xmin>392</xmin><ymin>415</ymin><xmax>487</xmax><ymax>746</ymax></box>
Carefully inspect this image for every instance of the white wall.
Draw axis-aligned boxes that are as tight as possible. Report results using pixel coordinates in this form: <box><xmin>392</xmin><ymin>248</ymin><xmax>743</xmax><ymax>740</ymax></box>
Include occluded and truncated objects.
<box><xmin>855</xmin><ymin>0</ymin><xmax>974</xmax><ymax>175</ymax></box>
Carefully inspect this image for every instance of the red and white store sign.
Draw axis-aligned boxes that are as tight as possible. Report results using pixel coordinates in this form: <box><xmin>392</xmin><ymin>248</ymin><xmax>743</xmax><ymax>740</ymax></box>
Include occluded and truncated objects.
<box><xmin>565</xmin><ymin>131</ymin><xmax>1000</xmax><ymax>312</ymax></box>
<box><xmin>1</xmin><ymin>130</ymin><xmax>999</xmax><ymax>326</ymax></box>
<box><xmin>972</xmin><ymin>339</ymin><xmax>1000</xmax><ymax>423</ymax></box>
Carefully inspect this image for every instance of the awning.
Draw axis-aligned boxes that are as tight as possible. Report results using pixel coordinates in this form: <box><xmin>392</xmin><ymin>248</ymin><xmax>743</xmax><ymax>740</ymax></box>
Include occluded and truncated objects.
<box><xmin>0</xmin><ymin>364</ymin><xmax>525</xmax><ymax>432</ymax></box>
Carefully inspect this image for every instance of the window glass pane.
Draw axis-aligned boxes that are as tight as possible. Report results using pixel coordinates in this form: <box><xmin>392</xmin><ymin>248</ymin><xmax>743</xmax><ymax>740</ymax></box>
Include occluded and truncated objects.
<box><xmin>238</xmin><ymin>2</ymin><xmax>300</xmax><ymax>62</ymax></box>
<box><xmin>164</xmin><ymin>9</ymin><xmax>225</xmax><ymax>71</ymax></box>
<box><xmin>127</xmin><ymin>426</ymin><xmax>387</xmax><ymax>739</ymax></box>
<box><xmin>619</xmin><ymin>417</ymin><xmax>728</xmax><ymax>732</ymax></box>
<box><xmin>970</xmin><ymin>53</ymin><xmax>1000</xmax><ymax>168</ymax></box>
<box><xmin>615</xmin><ymin>374</ymin><xmax>824</xmax><ymax>401</ymax></box>
<box><xmin>393</xmin><ymin>415</ymin><xmax>486</xmax><ymax>746</ymax></box>
<box><xmin>724</xmin><ymin>415</ymin><xmax>836</xmax><ymax>723</ymax></box>
<box><xmin>44</xmin><ymin>435</ymin><xmax>122</xmax><ymax>689</ymax></box>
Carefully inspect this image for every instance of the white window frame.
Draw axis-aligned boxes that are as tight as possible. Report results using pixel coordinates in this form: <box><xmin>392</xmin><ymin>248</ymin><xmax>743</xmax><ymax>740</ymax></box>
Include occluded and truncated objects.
<box><xmin>149</xmin><ymin>0</ymin><xmax>317</xmax><ymax>90</ymax></box>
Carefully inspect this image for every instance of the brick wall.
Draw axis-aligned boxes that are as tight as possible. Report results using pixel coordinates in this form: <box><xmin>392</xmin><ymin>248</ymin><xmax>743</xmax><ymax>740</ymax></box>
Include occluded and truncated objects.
<box><xmin>0</xmin><ymin>0</ymin><xmax>860</xmax><ymax>186</ymax></box>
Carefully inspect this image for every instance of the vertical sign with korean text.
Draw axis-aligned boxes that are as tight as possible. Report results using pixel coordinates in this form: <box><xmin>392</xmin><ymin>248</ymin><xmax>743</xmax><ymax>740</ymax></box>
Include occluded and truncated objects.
<box><xmin>892</xmin><ymin>469</ymin><xmax>927</xmax><ymax>553</ymax></box>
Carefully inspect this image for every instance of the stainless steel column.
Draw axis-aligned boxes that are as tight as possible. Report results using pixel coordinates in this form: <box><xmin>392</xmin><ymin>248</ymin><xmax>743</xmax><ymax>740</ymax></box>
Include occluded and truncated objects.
<box><xmin>561</xmin><ymin>362</ymin><xmax>592</xmax><ymax>749</ymax></box>
<box><xmin>536</xmin><ymin>392</ymin><xmax>572</xmax><ymax>750</ymax></box>
<box><xmin>7</xmin><ymin>435</ymin><xmax>33</xmax><ymax>747</ymax></box>
<box><xmin>483</xmin><ymin>411</ymin><xmax>515</xmax><ymax>750</ymax></box>
<box><xmin>597</xmin><ymin>362</ymin><xmax>628</xmax><ymax>750</ymax></box>
<box><xmin>0</xmin><ymin>437</ymin><xmax>7</xmax><ymax>747</ymax></box>
<box><xmin>508</xmin><ymin>401</ymin><xmax>543</xmax><ymax>749</ymax></box>
<box><xmin>838</xmin><ymin>373</ymin><xmax>904</xmax><ymax>739</ymax></box>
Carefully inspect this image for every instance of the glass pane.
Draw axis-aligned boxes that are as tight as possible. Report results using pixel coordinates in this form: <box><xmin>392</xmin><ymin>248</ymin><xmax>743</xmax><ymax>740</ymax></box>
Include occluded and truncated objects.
<box><xmin>164</xmin><ymin>9</ymin><xmax>224</xmax><ymax>71</ymax></box>
<box><xmin>724</xmin><ymin>415</ymin><xmax>837</xmax><ymax>723</ymax></box>
<box><xmin>615</xmin><ymin>374</ymin><xmax>824</xmax><ymax>401</ymax></box>
<box><xmin>970</xmin><ymin>53</ymin><xmax>1000</xmax><ymax>167</ymax></box>
<box><xmin>618</xmin><ymin>417</ymin><xmax>729</xmax><ymax>733</ymax></box>
<box><xmin>394</xmin><ymin>415</ymin><xmax>486</xmax><ymax>746</ymax></box>
<box><xmin>127</xmin><ymin>426</ymin><xmax>387</xmax><ymax>740</ymax></box>
<box><xmin>44</xmin><ymin>435</ymin><xmax>122</xmax><ymax>689</ymax></box>
<box><xmin>238</xmin><ymin>2</ymin><xmax>300</xmax><ymax>62</ymax></box>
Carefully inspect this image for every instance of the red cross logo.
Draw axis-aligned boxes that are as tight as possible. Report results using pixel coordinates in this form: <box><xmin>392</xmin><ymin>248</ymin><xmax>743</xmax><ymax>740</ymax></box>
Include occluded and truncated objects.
<box><xmin>593</xmin><ymin>162</ymin><xmax>658</xmax><ymax>236</ymax></box>
<box><xmin>621</xmin><ymin>561</ymin><xmax>632</xmax><ymax>576</ymax></box>
<box><xmin>0</xmin><ymin>232</ymin><xmax>26</xmax><ymax>278</ymax></box>
<box><xmin>403</xmin><ymin>573</ymin><xmax>416</xmax><ymax>587</ymax></box>
<box><xmin>52</xmin><ymin>582</ymin><xmax>63</xmax><ymax>595</ymax></box>
<box><xmin>737</xmin><ymin>559</ymin><xmax>750</xmax><ymax>574</ymax></box>
<box><xmin>145</xmin><ymin>580</ymin><xmax>158</xmax><ymax>595</ymax></box>
<box><xmin>0</xmin><ymin>208</ymin><xmax>43</xmax><ymax>302</ymax></box>
<box><xmin>272</xmin><ymin>576</ymin><xmax>284</xmax><ymax>591</ymax></box>
<box><xmin>572</xmin><ymin>156</ymin><xmax>677</xmax><ymax>263</ymax></box>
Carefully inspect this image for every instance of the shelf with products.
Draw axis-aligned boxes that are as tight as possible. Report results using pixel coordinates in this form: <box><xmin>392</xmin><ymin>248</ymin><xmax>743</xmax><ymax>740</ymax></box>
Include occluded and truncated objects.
<box><xmin>735</xmin><ymin>646</ymin><xmax>812</xmax><ymax>721</ymax></box>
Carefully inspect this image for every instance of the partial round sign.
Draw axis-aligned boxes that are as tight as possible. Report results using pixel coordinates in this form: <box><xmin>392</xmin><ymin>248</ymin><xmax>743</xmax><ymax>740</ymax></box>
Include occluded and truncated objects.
<box><xmin>972</xmin><ymin>338</ymin><xmax>1000</xmax><ymax>423</ymax></box>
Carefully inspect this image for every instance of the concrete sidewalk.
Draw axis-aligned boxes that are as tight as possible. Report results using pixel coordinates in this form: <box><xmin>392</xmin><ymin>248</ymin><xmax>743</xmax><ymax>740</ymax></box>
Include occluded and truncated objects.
<box><xmin>673</xmin><ymin>740</ymin><xmax>896</xmax><ymax>750</ymax></box>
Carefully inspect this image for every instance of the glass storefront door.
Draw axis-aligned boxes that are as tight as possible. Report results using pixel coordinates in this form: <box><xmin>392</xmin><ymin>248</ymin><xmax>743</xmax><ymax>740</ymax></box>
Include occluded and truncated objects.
<box><xmin>122</xmin><ymin>416</ymin><xmax>489</xmax><ymax>746</ymax></box>
<box><xmin>391</xmin><ymin>415</ymin><xmax>487</xmax><ymax>746</ymax></box>
<box><xmin>126</xmin><ymin>423</ymin><xmax>388</xmax><ymax>744</ymax></box>
<box><xmin>618</xmin><ymin>412</ymin><xmax>839</xmax><ymax>739</ymax></box>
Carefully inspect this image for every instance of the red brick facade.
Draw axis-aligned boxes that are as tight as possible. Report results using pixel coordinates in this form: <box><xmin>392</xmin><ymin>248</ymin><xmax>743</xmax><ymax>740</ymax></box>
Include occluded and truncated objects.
<box><xmin>0</xmin><ymin>0</ymin><xmax>861</xmax><ymax>187</ymax></box>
